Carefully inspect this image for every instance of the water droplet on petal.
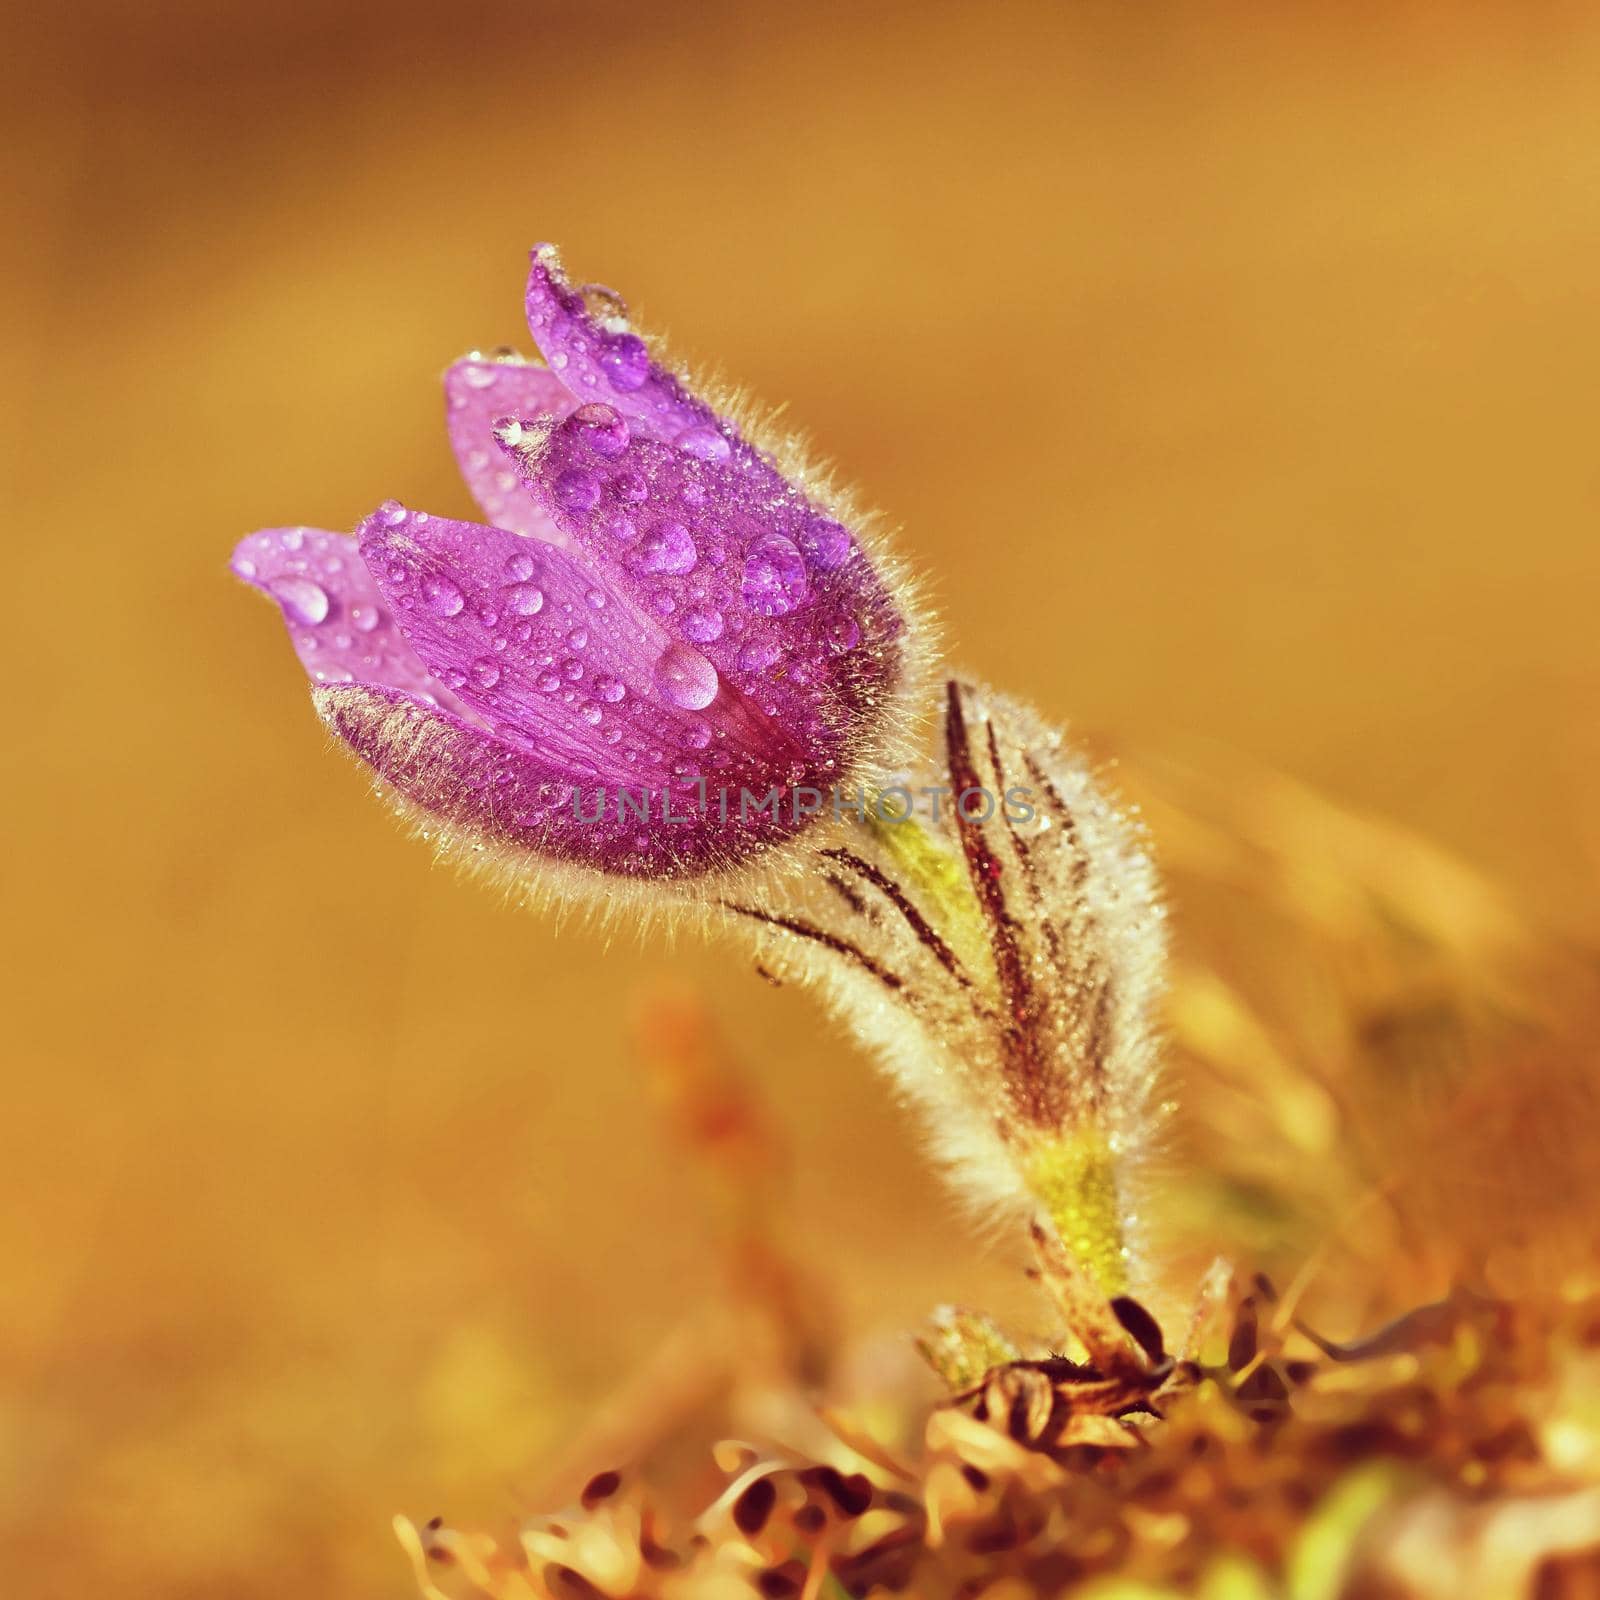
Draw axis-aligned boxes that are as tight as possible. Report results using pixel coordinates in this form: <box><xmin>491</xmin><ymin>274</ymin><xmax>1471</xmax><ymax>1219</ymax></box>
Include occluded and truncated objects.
<box><xmin>585</xmin><ymin>587</ymin><xmax>607</xmax><ymax>610</ymax></box>
<box><xmin>633</xmin><ymin>519</ymin><xmax>697</xmax><ymax>576</ymax></box>
<box><xmin>798</xmin><ymin>514</ymin><xmax>852</xmax><ymax>572</ymax></box>
<box><xmin>675</xmin><ymin>425</ymin><xmax>731</xmax><ymax>463</ymax></box>
<box><xmin>572</xmin><ymin>402</ymin><xmax>630</xmax><ymax>458</ymax></box>
<box><xmin>461</xmin><ymin>363</ymin><xmax>497</xmax><ymax>389</ymax></box>
<box><xmin>741</xmin><ymin>534</ymin><xmax>809</xmax><ymax>616</ymax></box>
<box><xmin>537</xmin><ymin>671</ymin><xmax>561</xmax><ymax>692</ymax></box>
<box><xmin>595</xmin><ymin>675</ymin><xmax>626</xmax><ymax>703</ymax></box>
<box><xmin>505</xmin><ymin>582</ymin><xmax>544</xmax><ymax>616</ymax></box>
<box><xmin>281</xmin><ymin>527</ymin><xmax>306</xmax><ymax>552</ymax></box>
<box><xmin>566</xmin><ymin>626</ymin><xmax>589</xmax><ymax>649</ymax></box>
<box><xmin>678</xmin><ymin>717</ymin><xmax>712</xmax><ymax>750</ymax></box>
<box><xmin>471</xmin><ymin>659</ymin><xmax>502</xmax><ymax>689</ymax></box>
<box><xmin>828</xmin><ymin>615</ymin><xmax>861</xmax><ymax>652</ymax></box>
<box><xmin>599</xmin><ymin>332</ymin><xmax>650</xmax><ymax>392</ymax></box>
<box><xmin>378</xmin><ymin>499</ymin><xmax>407</xmax><ymax>527</ymax></box>
<box><xmin>269</xmin><ymin>575</ymin><xmax>329</xmax><ymax>626</ymax></box>
<box><xmin>737</xmin><ymin>638</ymin><xmax>782</xmax><ymax>673</ymax></box>
<box><xmin>680</xmin><ymin>604</ymin><xmax>724</xmax><ymax>643</ymax></box>
<box><xmin>653</xmin><ymin>641</ymin><xmax>720</xmax><ymax>711</ymax></box>
<box><xmin>554</xmin><ymin>469</ymin><xmax>601</xmax><ymax>511</ymax></box>
<box><xmin>350</xmin><ymin>603</ymin><xmax>382</xmax><ymax>633</ymax></box>
<box><xmin>504</xmin><ymin>551</ymin><xmax>536</xmax><ymax>581</ymax></box>
<box><xmin>423</xmin><ymin>574</ymin><xmax>466</xmax><ymax>617</ymax></box>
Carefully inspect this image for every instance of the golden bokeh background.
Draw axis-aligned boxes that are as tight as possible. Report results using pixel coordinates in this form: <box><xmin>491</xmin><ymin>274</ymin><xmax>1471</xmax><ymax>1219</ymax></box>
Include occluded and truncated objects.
<box><xmin>7</xmin><ymin>3</ymin><xmax>1600</xmax><ymax>1594</ymax></box>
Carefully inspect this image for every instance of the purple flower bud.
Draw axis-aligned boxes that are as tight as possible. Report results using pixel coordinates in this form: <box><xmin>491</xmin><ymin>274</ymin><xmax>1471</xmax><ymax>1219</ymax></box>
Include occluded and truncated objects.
<box><xmin>233</xmin><ymin>246</ymin><xmax>923</xmax><ymax>883</ymax></box>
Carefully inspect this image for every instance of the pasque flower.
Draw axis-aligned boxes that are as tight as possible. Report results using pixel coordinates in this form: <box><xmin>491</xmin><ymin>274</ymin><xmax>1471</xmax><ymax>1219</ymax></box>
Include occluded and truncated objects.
<box><xmin>233</xmin><ymin>246</ymin><xmax>923</xmax><ymax>887</ymax></box>
<box><xmin>234</xmin><ymin>247</ymin><xmax>1165</xmax><ymax>1372</ymax></box>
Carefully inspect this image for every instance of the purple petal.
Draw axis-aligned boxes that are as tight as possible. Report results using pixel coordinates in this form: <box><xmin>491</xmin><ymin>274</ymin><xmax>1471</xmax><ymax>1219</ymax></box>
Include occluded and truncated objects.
<box><xmin>443</xmin><ymin>354</ymin><xmax>574</xmax><ymax>543</ymax></box>
<box><xmin>230</xmin><ymin>525</ymin><xmax>473</xmax><ymax>716</ymax></box>
<box><xmin>524</xmin><ymin>244</ymin><xmax>715</xmax><ymax>443</ymax></box>
<box><xmin>492</xmin><ymin>408</ymin><xmax>905</xmax><ymax>761</ymax></box>
<box><xmin>316</xmin><ymin>683</ymin><xmax>797</xmax><ymax>878</ymax></box>
<box><xmin>236</xmin><ymin>249</ymin><xmax>921</xmax><ymax>885</ymax></box>
<box><xmin>356</xmin><ymin>503</ymin><xmax>822</xmax><ymax>796</ymax></box>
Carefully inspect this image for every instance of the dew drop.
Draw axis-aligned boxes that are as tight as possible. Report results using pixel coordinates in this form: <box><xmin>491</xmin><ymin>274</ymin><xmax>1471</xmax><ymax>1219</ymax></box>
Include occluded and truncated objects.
<box><xmin>653</xmin><ymin>641</ymin><xmax>720</xmax><ymax>711</ymax></box>
<box><xmin>678</xmin><ymin>717</ymin><xmax>713</xmax><ymax>750</ymax></box>
<box><xmin>599</xmin><ymin>332</ymin><xmax>650</xmax><ymax>392</ymax></box>
<box><xmin>378</xmin><ymin>499</ymin><xmax>407</xmax><ymax>527</ymax></box>
<box><xmin>737</xmin><ymin>638</ymin><xmax>782</xmax><ymax>673</ymax></box>
<box><xmin>269</xmin><ymin>575</ymin><xmax>329</xmax><ymax>626</ymax></box>
<box><xmin>594</xmin><ymin>675</ymin><xmax>626</xmax><ymax>703</ymax></box>
<box><xmin>585</xmin><ymin>587</ymin><xmax>607</xmax><ymax>610</ymax></box>
<box><xmin>633</xmin><ymin>519</ymin><xmax>697</xmax><ymax>576</ymax></box>
<box><xmin>680</xmin><ymin>604</ymin><xmax>724</xmax><ymax>643</ymax></box>
<box><xmin>828</xmin><ymin>615</ymin><xmax>861</xmax><ymax>652</ymax></box>
<box><xmin>504</xmin><ymin>550</ymin><xmax>535</xmax><ymax>581</ymax></box>
<box><xmin>554</xmin><ymin>469</ymin><xmax>601</xmax><ymax>511</ymax></box>
<box><xmin>537</xmin><ymin>671</ymin><xmax>561</xmax><ymax>692</ymax></box>
<box><xmin>572</xmin><ymin>402</ymin><xmax>630</xmax><ymax>459</ymax></box>
<box><xmin>423</xmin><ymin>574</ymin><xmax>466</xmax><ymax>617</ymax></box>
<box><xmin>798</xmin><ymin>514</ymin><xmax>852</xmax><ymax>572</ymax></box>
<box><xmin>741</xmin><ymin>534</ymin><xmax>809</xmax><ymax>617</ymax></box>
<box><xmin>567</xmin><ymin>626</ymin><xmax>589</xmax><ymax>649</ymax></box>
<box><xmin>470</xmin><ymin>659</ymin><xmax>502</xmax><ymax>689</ymax></box>
<box><xmin>505</xmin><ymin>582</ymin><xmax>544</xmax><ymax>616</ymax></box>
<box><xmin>675</xmin><ymin>425</ymin><xmax>732</xmax><ymax>463</ymax></box>
<box><xmin>461</xmin><ymin>363</ymin><xmax>497</xmax><ymax>390</ymax></box>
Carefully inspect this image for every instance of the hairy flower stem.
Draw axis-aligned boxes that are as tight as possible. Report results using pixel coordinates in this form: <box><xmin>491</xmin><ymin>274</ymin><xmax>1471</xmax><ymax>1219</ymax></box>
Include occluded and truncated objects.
<box><xmin>859</xmin><ymin>767</ymin><xmax>1139</xmax><ymax>1300</ymax></box>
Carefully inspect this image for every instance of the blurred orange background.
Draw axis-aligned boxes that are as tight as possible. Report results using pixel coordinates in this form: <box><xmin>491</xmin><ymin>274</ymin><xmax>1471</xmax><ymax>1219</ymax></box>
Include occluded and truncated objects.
<box><xmin>6</xmin><ymin>3</ymin><xmax>1600</xmax><ymax>1594</ymax></box>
